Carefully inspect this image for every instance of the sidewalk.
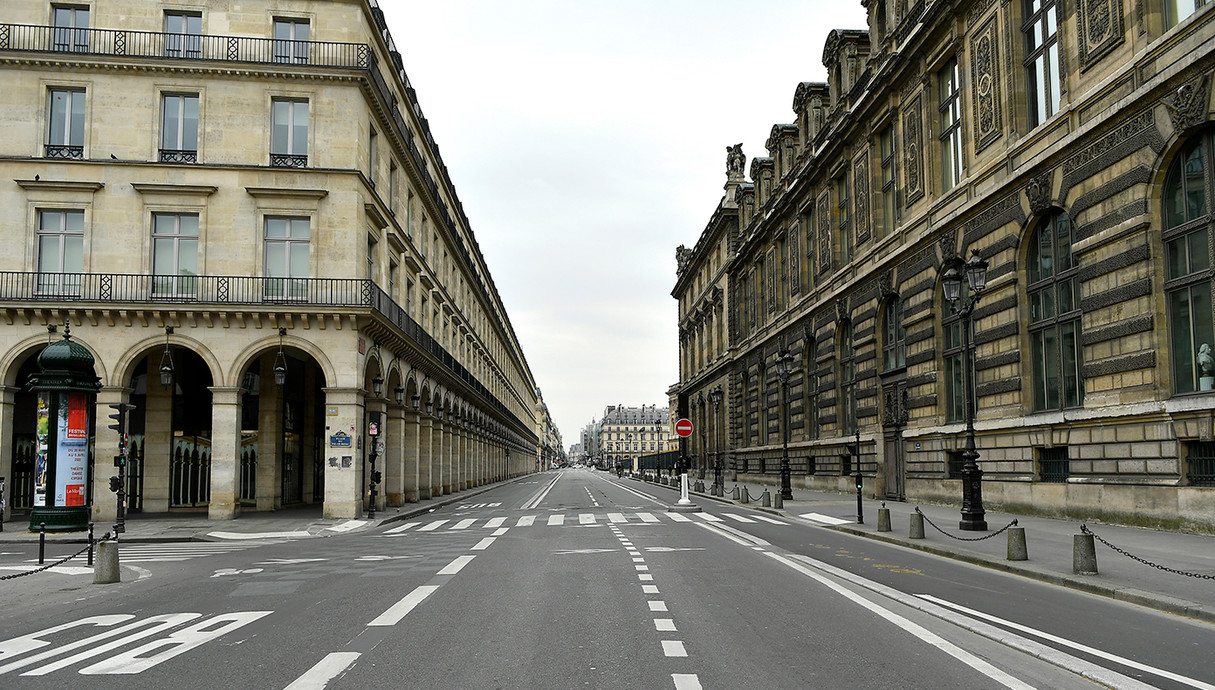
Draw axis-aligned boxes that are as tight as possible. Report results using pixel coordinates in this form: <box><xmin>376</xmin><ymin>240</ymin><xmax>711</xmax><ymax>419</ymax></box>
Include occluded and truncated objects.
<box><xmin>642</xmin><ymin>474</ymin><xmax>1215</xmax><ymax>625</ymax></box>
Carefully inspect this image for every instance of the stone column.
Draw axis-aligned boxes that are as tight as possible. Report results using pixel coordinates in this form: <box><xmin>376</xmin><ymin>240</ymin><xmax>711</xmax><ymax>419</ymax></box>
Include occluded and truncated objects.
<box><xmin>257</xmin><ymin>355</ymin><xmax>283</xmax><ymax>511</ymax></box>
<box><xmin>0</xmin><ymin>386</ymin><xmax>14</xmax><ymax>525</ymax></box>
<box><xmin>417</xmin><ymin>413</ymin><xmax>433</xmax><ymax>501</ymax></box>
<box><xmin>320</xmin><ymin>387</ymin><xmax>364</xmax><ymax>519</ymax></box>
<box><xmin>440</xmin><ymin>418</ymin><xmax>452</xmax><ymax>495</ymax></box>
<box><xmin>457</xmin><ymin>422</ymin><xmax>468</xmax><ymax>490</ymax></box>
<box><xmin>208</xmin><ymin>387</ymin><xmax>243</xmax><ymax>520</ymax></box>
<box><xmin>143</xmin><ymin>362</ymin><xmax>173</xmax><ymax>513</ymax></box>
<box><xmin>366</xmin><ymin>397</ymin><xmax>388</xmax><ymax>512</ymax></box>
<box><xmin>90</xmin><ymin>387</ymin><xmax>128</xmax><ymax>523</ymax></box>
<box><xmin>403</xmin><ymin>408</ymin><xmax>420</xmax><ymax>502</ymax></box>
<box><xmin>385</xmin><ymin>403</ymin><xmax>405</xmax><ymax>506</ymax></box>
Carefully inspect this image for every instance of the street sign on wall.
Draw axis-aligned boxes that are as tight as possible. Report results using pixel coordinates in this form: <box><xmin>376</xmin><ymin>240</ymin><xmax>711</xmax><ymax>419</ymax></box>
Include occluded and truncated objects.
<box><xmin>675</xmin><ymin>418</ymin><xmax>693</xmax><ymax>438</ymax></box>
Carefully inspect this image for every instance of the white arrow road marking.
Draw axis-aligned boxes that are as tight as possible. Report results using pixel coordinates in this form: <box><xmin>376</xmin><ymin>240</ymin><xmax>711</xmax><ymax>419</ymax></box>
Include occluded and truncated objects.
<box><xmin>553</xmin><ymin>548</ymin><xmax>615</xmax><ymax>555</ymax></box>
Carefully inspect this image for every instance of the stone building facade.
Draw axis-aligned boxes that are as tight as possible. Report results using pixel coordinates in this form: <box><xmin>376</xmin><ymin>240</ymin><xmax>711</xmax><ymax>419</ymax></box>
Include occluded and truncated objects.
<box><xmin>674</xmin><ymin>0</ymin><xmax>1215</xmax><ymax>531</ymax></box>
<box><xmin>0</xmin><ymin>0</ymin><xmax>540</xmax><ymax>524</ymax></box>
<box><xmin>597</xmin><ymin>404</ymin><xmax>672</xmax><ymax>473</ymax></box>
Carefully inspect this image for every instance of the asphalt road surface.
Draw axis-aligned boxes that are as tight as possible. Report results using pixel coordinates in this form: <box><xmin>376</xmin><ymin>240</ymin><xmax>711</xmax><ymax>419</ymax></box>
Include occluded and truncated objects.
<box><xmin>2</xmin><ymin>467</ymin><xmax>1212</xmax><ymax>689</ymax></box>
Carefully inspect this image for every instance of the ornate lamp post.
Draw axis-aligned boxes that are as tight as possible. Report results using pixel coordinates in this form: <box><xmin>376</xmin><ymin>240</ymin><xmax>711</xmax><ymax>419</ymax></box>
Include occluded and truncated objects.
<box><xmin>942</xmin><ymin>250</ymin><xmax>989</xmax><ymax>531</ymax></box>
<box><xmin>775</xmin><ymin>349</ymin><xmax>795</xmax><ymax>501</ymax></box>
<box><xmin>708</xmin><ymin>385</ymin><xmax>723</xmax><ymax>495</ymax></box>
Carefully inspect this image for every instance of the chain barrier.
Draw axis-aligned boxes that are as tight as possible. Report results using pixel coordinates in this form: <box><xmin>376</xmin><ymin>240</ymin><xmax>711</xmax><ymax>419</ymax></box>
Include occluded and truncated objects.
<box><xmin>1080</xmin><ymin>524</ymin><xmax>1215</xmax><ymax>580</ymax></box>
<box><xmin>915</xmin><ymin>507</ymin><xmax>1018</xmax><ymax>542</ymax></box>
<box><xmin>0</xmin><ymin>532</ymin><xmax>110</xmax><ymax>581</ymax></box>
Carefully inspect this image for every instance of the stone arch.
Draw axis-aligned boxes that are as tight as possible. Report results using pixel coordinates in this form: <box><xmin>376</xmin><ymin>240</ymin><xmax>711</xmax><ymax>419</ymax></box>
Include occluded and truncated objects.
<box><xmin>113</xmin><ymin>331</ymin><xmax>222</xmax><ymax>391</ymax></box>
<box><xmin>1</xmin><ymin>331</ymin><xmax>108</xmax><ymax>387</ymax></box>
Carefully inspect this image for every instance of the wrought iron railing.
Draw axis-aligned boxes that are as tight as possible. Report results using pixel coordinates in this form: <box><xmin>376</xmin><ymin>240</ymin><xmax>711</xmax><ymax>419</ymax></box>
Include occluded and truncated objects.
<box><xmin>159</xmin><ymin>148</ymin><xmax>197</xmax><ymax>164</ymax></box>
<box><xmin>44</xmin><ymin>144</ymin><xmax>83</xmax><ymax>159</ymax></box>
<box><xmin>270</xmin><ymin>153</ymin><xmax>308</xmax><ymax>168</ymax></box>
<box><xmin>0</xmin><ymin>23</ymin><xmax>369</xmax><ymax>68</ymax></box>
<box><xmin>1185</xmin><ymin>441</ymin><xmax>1215</xmax><ymax>487</ymax></box>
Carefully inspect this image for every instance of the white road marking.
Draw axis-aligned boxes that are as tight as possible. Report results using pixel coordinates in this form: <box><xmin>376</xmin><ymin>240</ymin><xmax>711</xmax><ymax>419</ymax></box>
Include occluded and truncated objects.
<box><xmin>642</xmin><ymin>585</ymin><xmax>660</xmax><ymax>594</ymax></box>
<box><xmin>484</xmin><ymin>517</ymin><xmax>507</xmax><ymax>529</ymax></box>
<box><xmin>548</xmin><ymin>515</ymin><xmax>565</xmax><ymax>526</ymax></box>
<box><xmin>654</xmin><ymin>619</ymin><xmax>677</xmax><ymax>631</ymax></box>
<box><xmin>607</xmin><ymin>513</ymin><xmax>626</xmax><ymax>523</ymax></box>
<box><xmin>516</xmin><ymin>515</ymin><xmax>536</xmax><ymax>527</ymax></box>
<box><xmin>384</xmin><ymin>522</ymin><xmax>418</xmax><ymax>533</ymax></box>
<box><xmin>649</xmin><ymin>601</ymin><xmax>668</xmax><ymax>612</ymax></box>
<box><xmin>451</xmin><ymin>519</ymin><xmax>477</xmax><ymax>530</ymax></box>
<box><xmin>417</xmin><ymin>520</ymin><xmax>448</xmax><ymax>532</ymax></box>
<box><xmin>579</xmin><ymin>514</ymin><xmax>595</xmax><ymax>525</ymax></box>
<box><xmin>919</xmin><ymin>595</ymin><xmax>1215</xmax><ymax>690</ymax></box>
<box><xmin>767</xmin><ymin>553</ymin><xmax>1033</xmax><ymax>689</ymax></box>
<box><xmin>520</xmin><ymin>475</ymin><xmax>561</xmax><ymax>510</ymax></box>
<box><xmin>637</xmin><ymin>512</ymin><xmax>660</xmax><ymax>523</ymax></box>
<box><xmin>799</xmin><ymin>512</ymin><xmax>851</xmax><ymax>525</ymax></box>
<box><xmin>661</xmin><ymin>640</ymin><xmax>687</xmax><ymax>657</ymax></box>
<box><xmin>437</xmin><ymin>555</ymin><xmax>475</xmax><ymax>576</ymax></box>
<box><xmin>0</xmin><ymin>565</ymin><xmax>93</xmax><ymax>576</ymax></box>
<box><xmin>672</xmin><ymin>673</ymin><xmax>703</xmax><ymax>690</ymax></box>
<box><xmin>207</xmin><ymin>530</ymin><xmax>309</xmax><ymax>540</ymax></box>
<box><xmin>692</xmin><ymin>512</ymin><xmax>723</xmax><ymax>522</ymax></box>
<box><xmin>75</xmin><ymin>612</ymin><xmax>272</xmax><ymax>675</ymax></box>
<box><xmin>492</xmin><ymin>528</ymin><xmax>509</xmax><ymax>536</ymax></box>
<box><xmin>750</xmin><ymin>514</ymin><xmax>788</xmax><ymax>525</ymax></box>
<box><xmin>326</xmin><ymin>520</ymin><xmax>367</xmax><ymax>533</ymax></box>
<box><xmin>632</xmin><ymin>557</ymin><xmax>645</xmax><ymax>562</ymax></box>
<box><xmin>368</xmin><ymin>585</ymin><xmax>439</xmax><ymax>626</ymax></box>
<box><xmin>723</xmin><ymin>513</ymin><xmax>757</xmax><ymax>523</ymax></box>
<box><xmin>283</xmin><ymin>652</ymin><xmax>361</xmax><ymax>690</ymax></box>
<box><xmin>471</xmin><ymin>538</ymin><xmax>495</xmax><ymax>551</ymax></box>
<box><xmin>638</xmin><ymin>574</ymin><xmax>654</xmax><ymax>581</ymax></box>
<box><xmin>635</xmin><ymin>565</ymin><xmax>649</xmax><ymax>571</ymax></box>
<box><xmin>665</xmin><ymin>512</ymin><xmax>693</xmax><ymax>522</ymax></box>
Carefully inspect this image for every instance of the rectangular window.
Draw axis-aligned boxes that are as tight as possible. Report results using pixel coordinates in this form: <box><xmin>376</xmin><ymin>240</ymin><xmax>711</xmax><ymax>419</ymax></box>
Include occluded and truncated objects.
<box><xmin>836</xmin><ymin>175</ymin><xmax>851</xmax><ymax>265</ymax></box>
<box><xmin>164</xmin><ymin>11</ymin><xmax>202</xmax><ymax>59</ymax></box>
<box><xmin>1024</xmin><ymin>0</ymin><xmax>1061</xmax><ymax>128</ymax></box>
<box><xmin>52</xmin><ymin>6</ymin><xmax>89</xmax><ymax>53</ymax></box>
<box><xmin>406</xmin><ymin>279</ymin><xmax>414</xmax><ymax>317</ymax></box>
<box><xmin>160</xmin><ymin>94</ymin><xmax>199</xmax><ymax>163</ymax></box>
<box><xmin>264</xmin><ymin>217</ymin><xmax>310</xmax><ymax>299</ymax></box>
<box><xmin>367</xmin><ymin>238</ymin><xmax>376</xmax><ymax>282</ymax></box>
<box><xmin>938</xmin><ymin>57</ymin><xmax>963</xmax><ymax>191</ymax></box>
<box><xmin>1165</xmin><ymin>0</ymin><xmax>1207</xmax><ymax>30</ymax></box>
<box><xmin>47</xmin><ymin>88</ymin><xmax>85</xmax><ymax>159</ymax></box>
<box><xmin>36</xmin><ymin>209</ymin><xmax>84</xmax><ymax>295</ymax></box>
<box><xmin>389</xmin><ymin>163</ymin><xmax>399</xmax><ymax>217</ymax></box>
<box><xmin>273</xmin><ymin>19</ymin><xmax>310</xmax><ymax>64</ymax></box>
<box><xmin>880</xmin><ymin>125</ymin><xmax>897</xmax><ymax>238</ymax></box>
<box><xmin>152</xmin><ymin>213</ymin><xmax>199</xmax><ymax>297</ymax></box>
<box><xmin>271</xmin><ymin>99</ymin><xmax>308</xmax><ymax>167</ymax></box>
<box><xmin>368</xmin><ymin>126</ymin><xmax>377</xmax><ymax>188</ymax></box>
<box><xmin>1038</xmin><ymin>446</ymin><xmax>1070</xmax><ymax>482</ymax></box>
<box><xmin>943</xmin><ymin>318</ymin><xmax>971</xmax><ymax>423</ymax></box>
<box><xmin>389</xmin><ymin>262</ymin><xmax>398</xmax><ymax>300</ymax></box>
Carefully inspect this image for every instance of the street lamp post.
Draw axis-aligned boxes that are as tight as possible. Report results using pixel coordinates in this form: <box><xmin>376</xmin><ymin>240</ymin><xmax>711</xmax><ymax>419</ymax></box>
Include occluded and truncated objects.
<box><xmin>367</xmin><ymin>373</ymin><xmax>383</xmax><ymax>520</ymax></box>
<box><xmin>775</xmin><ymin>350</ymin><xmax>795</xmax><ymax>501</ymax></box>
<box><xmin>853</xmin><ymin>427</ymin><xmax>863</xmax><ymax>524</ymax></box>
<box><xmin>709</xmin><ymin>385</ymin><xmax>723</xmax><ymax>495</ymax></box>
<box><xmin>942</xmin><ymin>250</ymin><xmax>990</xmax><ymax>531</ymax></box>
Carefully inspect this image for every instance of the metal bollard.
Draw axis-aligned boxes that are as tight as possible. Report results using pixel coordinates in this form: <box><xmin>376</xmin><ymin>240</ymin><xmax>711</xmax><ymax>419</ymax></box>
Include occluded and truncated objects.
<box><xmin>1007</xmin><ymin>525</ymin><xmax>1028</xmax><ymax>561</ymax></box>
<box><xmin>773</xmin><ymin>492</ymin><xmax>783</xmax><ymax>509</ymax></box>
<box><xmin>1073</xmin><ymin>533</ymin><xmax>1098</xmax><ymax>574</ymax></box>
<box><xmin>731</xmin><ymin>486</ymin><xmax>740</xmax><ymax>500</ymax></box>
<box><xmin>761</xmin><ymin>489</ymin><xmax>771</xmax><ymax>508</ymax></box>
<box><xmin>740</xmin><ymin>486</ymin><xmax>750</xmax><ymax>504</ymax></box>
<box><xmin>909</xmin><ymin>512</ymin><xmax>925</xmax><ymax>539</ymax></box>
<box><xmin>38</xmin><ymin>522</ymin><xmax>46</xmax><ymax>564</ymax></box>
<box><xmin>877</xmin><ymin>505</ymin><xmax>891</xmax><ymax>532</ymax></box>
<box><xmin>88</xmin><ymin>523</ymin><xmax>95</xmax><ymax>567</ymax></box>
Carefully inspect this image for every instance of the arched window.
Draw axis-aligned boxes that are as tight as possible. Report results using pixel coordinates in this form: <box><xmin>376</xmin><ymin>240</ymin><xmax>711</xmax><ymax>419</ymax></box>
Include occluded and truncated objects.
<box><xmin>1027</xmin><ymin>210</ymin><xmax>1084</xmax><ymax>410</ymax></box>
<box><xmin>838</xmin><ymin>321</ymin><xmax>856</xmax><ymax>435</ymax></box>
<box><xmin>1164</xmin><ymin>132</ymin><xmax>1214</xmax><ymax>394</ymax></box>
<box><xmin>882</xmin><ymin>296</ymin><xmax>906</xmax><ymax>370</ymax></box>
<box><xmin>803</xmin><ymin>338</ymin><xmax>819</xmax><ymax>440</ymax></box>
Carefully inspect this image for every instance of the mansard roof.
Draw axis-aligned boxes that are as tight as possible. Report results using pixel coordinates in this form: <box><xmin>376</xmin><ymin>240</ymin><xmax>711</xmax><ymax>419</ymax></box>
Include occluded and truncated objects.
<box><xmin>822</xmin><ymin>28</ymin><xmax>870</xmax><ymax>67</ymax></box>
<box><xmin>793</xmin><ymin>82</ymin><xmax>830</xmax><ymax>112</ymax></box>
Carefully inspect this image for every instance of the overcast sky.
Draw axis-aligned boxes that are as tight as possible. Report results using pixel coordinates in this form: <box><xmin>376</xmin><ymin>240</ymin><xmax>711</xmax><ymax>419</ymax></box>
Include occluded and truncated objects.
<box><xmin>387</xmin><ymin>1</ymin><xmax>869</xmax><ymax>449</ymax></box>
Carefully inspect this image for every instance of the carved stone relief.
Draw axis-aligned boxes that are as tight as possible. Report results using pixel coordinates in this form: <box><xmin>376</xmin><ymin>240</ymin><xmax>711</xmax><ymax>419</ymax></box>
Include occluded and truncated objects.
<box><xmin>970</xmin><ymin>15</ymin><xmax>1002</xmax><ymax>152</ymax></box>
<box><xmin>1025</xmin><ymin>171</ymin><xmax>1054</xmax><ymax>216</ymax></box>
<box><xmin>789</xmin><ymin>229</ymin><xmax>801</xmax><ymax>296</ymax></box>
<box><xmin>818</xmin><ymin>191</ymin><xmax>832</xmax><ymax>274</ymax></box>
<box><xmin>854</xmin><ymin>150</ymin><xmax>872</xmax><ymax>243</ymax></box>
<box><xmin>1077</xmin><ymin>0</ymin><xmax>1124</xmax><ymax>72</ymax></box>
<box><xmin>903</xmin><ymin>95</ymin><xmax>924</xmax><ymax>205</ymax></box>
<box><xmin>1164</xmin><ymin>74</ymin><xmax>1212</xmax><ymax>133</ymax></box>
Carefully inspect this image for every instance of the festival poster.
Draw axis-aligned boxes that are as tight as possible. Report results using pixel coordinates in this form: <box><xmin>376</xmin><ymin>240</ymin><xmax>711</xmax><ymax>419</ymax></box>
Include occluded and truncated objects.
<box><xmin>34</xmin><ymin>395</ymin><xmax>49</xmax><ymax>507</ymax></box>
<box><xmin>55</xmin><ymin>392</ymin><xmax>89</xmax><ymax>507</ymax></box>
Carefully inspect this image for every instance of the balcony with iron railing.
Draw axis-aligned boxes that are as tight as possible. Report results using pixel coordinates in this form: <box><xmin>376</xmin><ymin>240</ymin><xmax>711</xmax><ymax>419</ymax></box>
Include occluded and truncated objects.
<box><xmin>0</xmin><ymin>271</ymin><xmax>535</xmax><ymax>441</ymax></box>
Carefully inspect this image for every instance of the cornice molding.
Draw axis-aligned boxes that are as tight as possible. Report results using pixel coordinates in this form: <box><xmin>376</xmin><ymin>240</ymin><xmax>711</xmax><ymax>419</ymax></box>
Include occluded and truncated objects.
<box><xmin>245</xmin><ymin>187</ymin><xmax>329</xmax><ymax>199</ymax></box>
<box><xmin>15</xmin><ymin>179</ymin><xmax>104</xmax><ymax>192</ymax></box>
<box><xmin>131</xmin><ymin>183</ymin><xmax>217</xmax><ymax>196</ymax></box>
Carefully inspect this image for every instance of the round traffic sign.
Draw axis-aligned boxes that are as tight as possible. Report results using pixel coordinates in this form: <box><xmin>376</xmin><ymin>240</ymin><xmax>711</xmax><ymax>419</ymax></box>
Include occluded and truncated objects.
<box><xmin>675</xmin><ymin>418</ymin><xmax>694</xmax><ymax>438</ymax></box>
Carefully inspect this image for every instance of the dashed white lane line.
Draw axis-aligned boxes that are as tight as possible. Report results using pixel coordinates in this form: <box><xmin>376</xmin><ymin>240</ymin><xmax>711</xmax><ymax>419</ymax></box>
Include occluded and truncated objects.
<box><xmin>639</xmin><ymin>574</ymin><xmax>654</xmax><ymax>581</ymax></box>
<box><xmin>654</xmin><ymin>619</ymin><xmax>677</xmax><ymax>632</ymax></box>
<box><xmin>417</xmin><ymin>520</ymin><xmax>448</xmax><ymax>532</ymax></box>
<box><xmin>672</xmin><ymin>673</ymin><xmax>703</xmax><ymax>690</ymax></box>
<box><xmin>635</xmin><ymin>565</ymin><xmax>650</xmax><ymax>571</ymax></box>
<box><xmin>471</xmin><ymin>538</ymin><xmax>495</xmax><ymax>551</ymax></box>
<box><xmin>283</xmin><ymin>652</ymin><xmax>362</xmax><ymax>690</ymax></box>
<box><xmin>548</xmin><ymin>515</ymin><xmax>565</xmax><ymax>526</ymax></box>
<box><xmin>649</xmin><ymin>601</ymin><xmax>668</xmax><ymax>612</ymax></box>
<box><xmin>642</xmin><ymin>585</ymin><xmax>660</xmax><ymax>594</ymax></box>
<box><xmin>661</xmin><ymin>640</ymin><xmax>687</xmax><ymax>657</ymax></box>
<box><xmin>368</xmin><ymin>585</ymin><xmax>439</xmax><ymax>626</ymax></box>
<box><xmin>437</xmin><ymin>555</ymin><xmax>476</xmax><ymax>576</ymax></box>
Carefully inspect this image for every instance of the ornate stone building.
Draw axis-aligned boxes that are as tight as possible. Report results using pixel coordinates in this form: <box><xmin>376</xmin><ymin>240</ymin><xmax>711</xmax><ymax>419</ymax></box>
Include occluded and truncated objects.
<box><xmin>674</xmin><ymin>0</ymin><xmax>1215</xmax><ymax>530</ymax></box>
<box><xmin>597</xmin><ymin>404</ymin><xmax>672</xmax><ymax>472</ymax></box>
<box><xmin>0</xmin><ymin>0</ymin><xmax>540</xmax><ymax>524</ymax></box>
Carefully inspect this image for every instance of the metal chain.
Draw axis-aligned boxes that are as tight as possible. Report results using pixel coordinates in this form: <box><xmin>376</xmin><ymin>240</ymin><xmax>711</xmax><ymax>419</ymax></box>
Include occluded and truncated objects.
<box><xmin>1080</xmin><ymin>524</ymin><xmax>1215</xmax><ymax>580</ymax></box>
<box><xmin>0</xmin><ymin>540</ymin><xmax>96</xmax><ymax>581</ymax></box>
<box><xmin>916</xmin><ymin>507</ymin><xmax>1018</xmax><ymax>542</ymax></box>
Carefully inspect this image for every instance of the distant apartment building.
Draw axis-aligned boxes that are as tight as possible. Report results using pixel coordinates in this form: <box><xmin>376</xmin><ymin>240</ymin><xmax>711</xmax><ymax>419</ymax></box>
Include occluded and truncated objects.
<box><xmin>674</xmin><ymin>0</ymin><xmax>1215</xmax><ymax>530</ymax></box>
<box><xmin>597</xmin><ymin>404</ymin><xmax>673</xmax><ymax>472</ymax></box>
<box><xmin>0</xmin><ymin>0</ymin><xmax>540</xmax><ymax>524</ymax></box>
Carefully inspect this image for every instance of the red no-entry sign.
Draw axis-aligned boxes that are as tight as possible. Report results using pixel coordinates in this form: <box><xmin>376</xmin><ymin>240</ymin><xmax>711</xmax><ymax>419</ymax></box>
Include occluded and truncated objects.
<box><xmin>675</xmin><ymin>418</ymin><xmax>694</xmax><ymax>438</ymax></box>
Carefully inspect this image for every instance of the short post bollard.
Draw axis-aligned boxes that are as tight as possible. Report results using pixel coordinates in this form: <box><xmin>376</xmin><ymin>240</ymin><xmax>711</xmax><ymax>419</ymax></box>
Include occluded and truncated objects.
<box><xmin>1073</xmin><ymin>532</ymin><xmax>1098</xmax><ymax>574</ymax></box>
<box><xmin>909</xmin><ymin>511</ymin><xmax>925</xmax><ymax>539</ymax></box>
<box><xmin>94</xmin><ymin>539</ymin><xmax>120</xmax><ymax>584</ymax></box>
<box><xmin>740</xmin><ymin>486</ymin><xmax>750</xmax><ymax>504</ymax></box>
<box><xmin>38</xmin><ymin>522</ymin><xmax>46</xmax><ymax>564</ymax></box>
<box><xmin>760</xmin><ymin>489</ymin><xmax>771</xmax><ymax>508</ymax></box>
<box><xmin>731</xmin><ymin>486</ymin><xmax>740</xmax><ymax>501</ymax></box>
<box><xmin>1007</xmin><ymin>525</ymin><xmax>1028</xmax><ymax>561</ymax></box>
<box><xmin>773</xmin><ymin>492</ymin><xmax>783</xmax><ymax>509</ymax></box>
<box><xmin>87</xmin><ymin>523</ymin><xmax>95</xmax><ymax>567</ymax></box>
<box><xmin>877</xmin><ymin>503</ymin><xmax>891</xmax><ymax>532</ymax></box>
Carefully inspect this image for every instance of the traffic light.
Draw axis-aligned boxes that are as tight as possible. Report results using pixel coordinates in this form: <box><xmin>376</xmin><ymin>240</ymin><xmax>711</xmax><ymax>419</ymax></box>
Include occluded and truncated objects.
<box><xmin>109</xmin><ymin>476</ymin><xmax>121</xmax><ymax>493</ymax></box>
<box><xmin>371</xmin><ymin>470</ymin><xmax>382</xmax><ymax>484</ymax></box>
<box><xmin>113</xmin><ymin>455</ymin><xmax>125</xmax><ymax>467</ymax></box>
<box><xmin>107</xmin><ymin>403</ymin><xmax>135</xmax><ymax>449</ymax></box>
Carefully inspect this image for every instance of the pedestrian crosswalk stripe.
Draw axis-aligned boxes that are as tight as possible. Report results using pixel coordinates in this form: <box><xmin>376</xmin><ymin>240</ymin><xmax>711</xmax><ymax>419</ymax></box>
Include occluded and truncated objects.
<box><xmin>799</xmin><ymin>513</ymin><xmax>851</xmax><ymax>525</ymax></box>
<box><xmin>693</xmin><ymin>513</ymin><xmax>723</xmax><ymax>522</ymax></box>
<box><xmin>378</xmin><ymin>511</ymin><xmax>793</xmax><ymax>533</ymax></box>
<box><xmin>484</xmin><ymin>517</ymin><xmax>507</xmax><ymax>529</ymax></box>
<box><xmin>385</xmin><ymin>522</ymin><xmax>418</xmax><ymax>534</ymax></box>
<box><xmin>418</xmin><ymin>520</ymin><xmax>448</xmax><ymax>532</ymax></box>
<box><xmin>608</xmin><ymin>513</ymin><xmax>626</xmax><ymax>523</ymax></box>
<box><xmin>548</xmin><ymin>515</ymin><xmax>565</xmax><ymax>526</ymax></box>
<box><xmin>578</xmin><ymin>514</ymin><xmax>595</xmax><ymax>525</ymax></box>
<box><xmin>452</xmin><ymin>519</ymin><xmax>477</xmax><ymax>530</ymax></box>
<box><xmin>637</xmin><ymin>512</ymin><xmax>659</xmax><ymax>523</ymax></box>
<box><xmin>723</xmin><ymin>513</ymin><xmax>756</xmax><ymax>523</ymax></box>
<box><xmin>751</xmin><ymin>514</ymin><xmax>788</xmax><ymax>525</ymax></box>
<box><xmin>665</xmin><ymin>513</ymin><xmax>693</xmax><ymax>522</ymax></box>
<box><xmin>117</xmin><ymin>541</ymin><xmax>283</xmax><ymax>563</ymax></box>
<box><xmin>516</xmin><ymin>515</ymin><xmax>536</xmax><ymax>527</ymax></box>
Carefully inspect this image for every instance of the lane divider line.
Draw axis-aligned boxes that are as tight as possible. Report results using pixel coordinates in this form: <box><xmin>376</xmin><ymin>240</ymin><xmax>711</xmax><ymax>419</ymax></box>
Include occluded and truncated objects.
<box><xmin>282</xmin><ymin>652</ymin><xmax>362</xmax><ymax>690</ymax></box>
<box><xmin>367</xmin><ymin>585</ymin><xmax>440</xmax><ymax>627</ymax></box>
